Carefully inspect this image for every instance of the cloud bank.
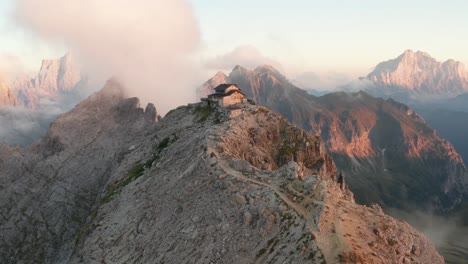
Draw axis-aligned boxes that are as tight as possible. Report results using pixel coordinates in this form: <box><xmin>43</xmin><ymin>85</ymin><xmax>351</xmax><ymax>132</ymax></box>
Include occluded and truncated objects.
<box><xmin>0</xmin><ymin>104</ymin><xmax>63</xmax><ymax>146</ymax></box>
<box><xmin>292</xmin><ymin>71</ymin><xmax>355</xmax><ymax>91</ymax></box>
<box><xmin>204</xmin><ymin>45</ymin><xmax>283</xmax><ymax>71</ymax></box>
<box><xmin>15</xmin><ymin>0</ymin><xmax>201</xmax><ymax>114</ymax></box>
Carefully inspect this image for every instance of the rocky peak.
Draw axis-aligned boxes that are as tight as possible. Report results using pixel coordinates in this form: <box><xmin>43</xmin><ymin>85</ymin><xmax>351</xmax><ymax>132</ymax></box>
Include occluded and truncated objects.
<box><xmin>36</xmin><ymin>53</ymin><xmax>80</xmax><ymax>94</ymax></box>
<box><xmin>232</xmin><ymin>64</ymin><xmax>248</xmax><ymax>73</ymax></box>
<box><xmin>196</xmin><ymin>71</ymin><xmax>232</xmax><ymax>99</ymax></box>
<box><xmin>144</xmin><ymin>103</ymin><xmax>157</xmax><ymax>123</ymax></box>
<box><xmin>11</xmin><ymin>53</ymin><xmax>83</xmax><ymax>108</ymax></box>
<box><xmin>254</xmin><ymin>64</ymin><xmax>281</xmax><ymax>74</ymax></box>
<box><xmin>367</xmin><ymin>50</ymin><xmax>468</xmax><ymax>97</ymax></box>
<box><xmin>212</xmin><ymin>71</ymin><xmax>228</xmax><ymax>80</ymax></box>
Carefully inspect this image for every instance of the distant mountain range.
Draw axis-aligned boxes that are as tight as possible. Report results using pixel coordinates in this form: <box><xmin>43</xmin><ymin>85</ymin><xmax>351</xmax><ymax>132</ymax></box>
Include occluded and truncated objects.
<box><xmin>0</xmin><ymin>54</ymin><xmax>93</xmax><ymax>146</ymax></box>
<box><xmin>0</xmin><ymin>54</ymin><xmax>85</xmax><ymax>109</ymax></box>
<box><xmin>351</xmin><ymin>50</ymin><xmax>468</xmax><ymax>105</ymax></box>
<box><xmin>200</xmin><ymin>65</ymin><xmax>467</xmax><ymax>212</ymax></box>
<box><xmin>348</xmin><ymin>50</ymin><xmax>468</xmax><ymax>177</ymax></box>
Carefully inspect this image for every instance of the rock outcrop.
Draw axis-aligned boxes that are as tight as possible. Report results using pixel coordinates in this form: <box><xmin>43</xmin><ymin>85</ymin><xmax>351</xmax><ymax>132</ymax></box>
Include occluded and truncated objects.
<box><xmin>0</xmin><ymin>83</ymin><xmax>443</xmax><ymax>263</ymax></box>
<box><xmin>202</xmin><ymin>66</ymin><xmax>467</xmax><ymax>212</ymax></box>
<box><xmin>0</xmin><ymin>79</ymin><xmax>18</xmax><ymax>106</ymax></box>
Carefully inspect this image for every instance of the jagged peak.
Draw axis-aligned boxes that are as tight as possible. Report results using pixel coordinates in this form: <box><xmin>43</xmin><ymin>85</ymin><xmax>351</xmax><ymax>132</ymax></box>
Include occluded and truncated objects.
<box><xmin>400</xmin><ymin>49</ymin><xmax>432</xmax><ymax>59</ymax></box>
<box><xmin>213</xmin><ymin>71</ymin><xmax>227</xmax><ymax>77</ymax></box>
<box><xmin>254</xmin><ymin>64</ymin><xmax>280</xmax><ymax>73</ymax></box>
<box><xmin>232</xmin><ymin>65</ymin><xmax>248</xmax><ymax>73</ymax></box>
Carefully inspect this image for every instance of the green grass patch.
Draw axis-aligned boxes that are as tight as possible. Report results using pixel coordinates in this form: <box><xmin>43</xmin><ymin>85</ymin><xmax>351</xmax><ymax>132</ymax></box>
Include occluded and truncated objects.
<box><xmin>145</xmin><ymin>134</ymin><xmax>178</xmax><ymax>169</ymax></box>
<box><xmin>76</xmin><ymin>134</ymin><xmax>179</xmax><ymax>245</ymax></box>
<box><xmin>100</xmin><ymin>163</ymin><xmax>145</xmax><ymax>204</ymax></box>
<box><xmin>194</xmin><ymin>105</ymin><xmax>214</xmax><ymax>123</ymax></box>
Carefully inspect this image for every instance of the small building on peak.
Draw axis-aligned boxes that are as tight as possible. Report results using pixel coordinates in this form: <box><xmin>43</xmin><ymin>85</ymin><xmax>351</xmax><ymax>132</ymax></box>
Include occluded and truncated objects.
<box><xmin>202</xmin><ymin>83</ymin><xmax>254</xmax><ymax>107</ymax></box>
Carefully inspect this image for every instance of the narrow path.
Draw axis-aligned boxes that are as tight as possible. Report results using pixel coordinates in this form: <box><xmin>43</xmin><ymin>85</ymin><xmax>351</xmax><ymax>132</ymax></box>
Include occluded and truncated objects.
<box><xmin>207</xmin><ymin>145</ymin><xmax>318</xmax><ymax>234</ymax></box>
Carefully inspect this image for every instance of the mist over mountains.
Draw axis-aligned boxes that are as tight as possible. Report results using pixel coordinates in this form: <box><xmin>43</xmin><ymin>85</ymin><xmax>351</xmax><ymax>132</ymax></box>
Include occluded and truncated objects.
<box><xmin>0</xmin><ymin>54</ymin><xmax>93</xmax><ymax>146</ymax></box>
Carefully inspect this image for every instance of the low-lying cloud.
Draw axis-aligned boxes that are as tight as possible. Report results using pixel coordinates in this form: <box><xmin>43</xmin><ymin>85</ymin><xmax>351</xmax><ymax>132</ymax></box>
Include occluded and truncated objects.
<box><xmin>292</xmin><ymin>71</ymin><xmax>354</xmax><ymax>91</ymax></box>
<box><xmin>0</xmin><ymin>104</ymin><xmax>62</xmax><ymax>146</ymax></box>
<box><xmin>386</xmin><ymin>207</ymin><xmax>468</xmax><ymax>262</ymax></box>
<box><xmin>15</xmin><ymin>0</ymin><xmax>201</xmax><ymax>114</ymax></box>
<box><xmin>204</xmin><ymin>45</ymin><xmax>283</xmax><ymax>71</ymax></box>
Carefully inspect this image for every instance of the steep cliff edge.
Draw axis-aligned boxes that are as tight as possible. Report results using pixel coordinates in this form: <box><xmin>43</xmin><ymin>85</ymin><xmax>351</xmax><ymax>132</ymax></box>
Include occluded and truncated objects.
<box><xmin>0</xmin><ymin>79</ymin><xmax>157</xmax><ymax>263</ymax></box>
<box><xmin>0</xmin><ymin>84</ymin><xmax>442</xmax><ymax>263</ymax></box>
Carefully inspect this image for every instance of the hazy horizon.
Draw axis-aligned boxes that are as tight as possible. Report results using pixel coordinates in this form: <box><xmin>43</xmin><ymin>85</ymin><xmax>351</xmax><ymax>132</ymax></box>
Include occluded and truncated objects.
<box><xmin>2</xmin><ymin>1</ymin><xmax>468</xmax><ymax>88</ymax></box>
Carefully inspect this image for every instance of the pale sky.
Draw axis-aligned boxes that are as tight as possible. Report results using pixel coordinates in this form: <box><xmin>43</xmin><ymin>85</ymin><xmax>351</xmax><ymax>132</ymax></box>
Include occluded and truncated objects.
<box><xmin>2</xmin><ymin>0</ymin><xmax>468</xmax><ymax>85</ymax></box>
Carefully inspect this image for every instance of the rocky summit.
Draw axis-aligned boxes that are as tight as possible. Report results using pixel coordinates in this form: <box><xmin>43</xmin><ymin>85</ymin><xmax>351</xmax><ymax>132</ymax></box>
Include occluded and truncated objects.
<box><xmin>0</xmin><ymin>80</ymin><xmax>442</xmax><ymax>263</ymax></box>
<box><xmin>364</xmin><ymin>50</ymin><xmax>468</xmax><ymax>102</ymax></box>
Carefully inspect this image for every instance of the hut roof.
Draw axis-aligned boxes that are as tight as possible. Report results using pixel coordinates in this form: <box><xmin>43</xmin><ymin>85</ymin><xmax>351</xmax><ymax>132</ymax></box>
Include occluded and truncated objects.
<box><xmin>213</xmin><ymin>84</ymin><xmax>240</xmax><ymax>93</ymax></box>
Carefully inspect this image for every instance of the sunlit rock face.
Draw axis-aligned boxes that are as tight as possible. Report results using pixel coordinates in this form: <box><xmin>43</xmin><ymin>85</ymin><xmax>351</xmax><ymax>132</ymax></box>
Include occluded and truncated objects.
<box><xmin>365</xmin><ymin>50</ymin><xmax>468</xmax><ymax>101</ymax></box>
<box><xmin>13</xmin><ymin>53</ymin><xmax>84</xmax><ymax>109</ymax></box>
<box><xmin>203</xmin><ymin>65</ymin><xmax>467</xmax><ymax>212</ymax></box>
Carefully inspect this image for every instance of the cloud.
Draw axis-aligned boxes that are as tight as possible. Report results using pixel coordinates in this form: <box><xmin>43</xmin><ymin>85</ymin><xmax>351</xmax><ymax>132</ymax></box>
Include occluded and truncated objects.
<box><xmin>292</xmin><ymin>71</ymin><xmax>355</xmax><ymax>91</ymax></box>
<box><xmin>0</xmin><ymin>104</ymin><xmax>63</xmax><ymax>146</ymax></box>
<box><xmin>204</xmin><ymin>45</ymin><xmax>283</xmax><ymax>71</ymax></box>
<box><xmin>0</xmin><ymin>54</ymin><xmax>28</xmax><ymax>83</ymax></box>
<box><xmin>386</xmin><ymin>207</ymin><xmax>468</xmax><ymax>255</ymax></box>
<box><xmin>15</xmin><ymin>0</ymin><xmax>201</xmax><ymax>114</ymax></box>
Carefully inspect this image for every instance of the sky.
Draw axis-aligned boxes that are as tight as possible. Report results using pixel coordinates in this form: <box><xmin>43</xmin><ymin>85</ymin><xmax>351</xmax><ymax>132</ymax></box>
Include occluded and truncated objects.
<box><xmin>2</xmin><ymin>0</ymin><xmax>468</xmax><ymax>89</ymax></box>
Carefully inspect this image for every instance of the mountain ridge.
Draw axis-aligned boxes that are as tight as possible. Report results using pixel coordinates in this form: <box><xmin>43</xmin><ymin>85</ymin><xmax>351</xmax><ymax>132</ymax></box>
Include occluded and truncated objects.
<box><xmin>201</xmin><ymin>65</ymin><xmax>467</xmax><ymax>212</ymax></box>
<box><xmin>0</xmin><ymin>81</ymin><xmax>443</xmax><ymax>263</ymax></box>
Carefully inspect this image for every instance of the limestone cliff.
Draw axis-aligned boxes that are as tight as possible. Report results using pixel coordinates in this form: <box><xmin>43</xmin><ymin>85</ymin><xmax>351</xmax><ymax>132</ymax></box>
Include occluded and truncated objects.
<box><xmin>0</xmin><ymin>83</ymin><xmax>442</xmax><ymax>263</ymax></box>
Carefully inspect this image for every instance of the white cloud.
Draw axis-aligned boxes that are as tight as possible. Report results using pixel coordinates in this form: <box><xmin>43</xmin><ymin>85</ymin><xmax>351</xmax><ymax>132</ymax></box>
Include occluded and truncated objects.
<box><xmin>204</xmin><ymin>45</ymin><xmax>283</xmax><ymax>71</ymax></box>
<box><xmin>0</xmin><ymin>54</ymin><xmax>29</xmax><ymax>83</ymax></box>
<box><xmin>15</xmin><ymin>0</ymin><xmax>201</xmax><ymax>114</ymax></box>
<box><xmin>292</xmin><ymin>71</ymin><xmax>356</xmax><ymax>91</ymax></box>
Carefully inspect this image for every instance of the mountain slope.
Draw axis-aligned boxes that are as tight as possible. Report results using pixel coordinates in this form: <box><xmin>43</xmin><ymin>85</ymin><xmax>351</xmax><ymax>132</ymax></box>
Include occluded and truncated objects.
<box><xmin>0</xmin><ymin>79</ymin><xmax>157</xmax><ymax>263</ymax></box>
<box><xmin>417</xmin><ymin>108</ymin><xmax>468</xmax><ymax>165</ymax></box>
<box><xmin>0</xmin><ymin>83</ymin><xmax>442</xmax><ymax>263</ymax></box>
<box><xmin>201</xmin><ymin>66</ymin><xmax>467</xmax><ymax>211</ymax></box>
